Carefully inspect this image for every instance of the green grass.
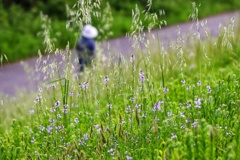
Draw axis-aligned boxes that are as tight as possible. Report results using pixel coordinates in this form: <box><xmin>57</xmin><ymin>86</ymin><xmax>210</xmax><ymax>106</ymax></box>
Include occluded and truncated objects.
<box><xmin>0</xmin><ymin>1</ymin><xmax>240</xmax><ymax>159</ymax></box>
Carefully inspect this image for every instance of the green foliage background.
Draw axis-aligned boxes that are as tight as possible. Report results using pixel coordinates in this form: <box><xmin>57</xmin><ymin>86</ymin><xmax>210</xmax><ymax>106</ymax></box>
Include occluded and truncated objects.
<box><xmin>1</xmin><ymin>0</ymin><xmax>240</xmax><ymax>63</ymax></box>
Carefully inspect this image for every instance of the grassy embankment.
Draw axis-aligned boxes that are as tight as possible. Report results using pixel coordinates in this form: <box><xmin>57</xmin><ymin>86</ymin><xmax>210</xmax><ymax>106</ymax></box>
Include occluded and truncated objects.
<box><xmin>0</xmin><ymin>1</ymin><xmax>240</xmax><ymax>159</ymax></box>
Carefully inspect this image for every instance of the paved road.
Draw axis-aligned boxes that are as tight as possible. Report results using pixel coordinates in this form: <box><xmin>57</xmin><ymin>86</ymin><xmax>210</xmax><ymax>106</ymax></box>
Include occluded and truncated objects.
<box><xmin>0</xmin><ymin>11</ymin><xmax>239</xmax><ymax>96</ymax></box>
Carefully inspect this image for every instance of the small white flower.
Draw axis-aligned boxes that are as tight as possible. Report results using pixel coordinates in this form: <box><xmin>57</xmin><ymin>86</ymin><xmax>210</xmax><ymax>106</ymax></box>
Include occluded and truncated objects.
<box><xmin>94</xmin><ymin>124</ymin><xmax>99</xmax><ymax>129</ymax></box>
<box><xmin>189</xmin><ymin>52</ymin><xmax>194</xmax><ymax>56</ymax></box>
<box><xmin>186</xmin><ymin>86</ymin><xmax>191</xmax><ymax>90</ymax></box>
<box><xmin>50</xmin><ymin>107</ymin><xmax>56</xmax><ymax>112</ymax></box>
<box><xmin>97</xmin><ymin>128</ymin><xmax>101</xmax><ymax>133</ymax></box>
<box><xmin>130</xmin><ymin>55</ymin><xmax>135</xmax><ymax>62</ymax></box>
<box><xmin>74</xmin><ymin>149</ymin><xmax>78</xmax><ymax>153</ymax></box>
<box><xmin>80</xmin><ymin>82</ymin><xmax>89</xmax><ymax>90</ymax></box>
<box><xmin>79</xmin><ymin>140</ymin><xmax>86</xmax><ymax>146</ymax></box>
<box><xmin>139</xmin><ymin>70</ymin><xmax>145</xmax><ymax>83</ymax></box>
<box><xmin>74</xmin><ymin>118</ymin><xmax>79</xmax><ymax>124</ymax></box>
<box><xmin>135</xmin><ymin>104</ymin><xmax>141</xmax><ymax>109</ymax></box>
<box><xmin>192</xmin><ymin>121</ymin><xmax>198</xmax><ymax>128</ymax></box>
<box><xmin>226</xmin><ymin>132</ymin><xmax>231</xmax><ymax>136</ymax></box>
<box><xmin>55</xmin><ymin>101</ymin><xmax>61</xmax><ymax>107</ymax></box>
<box><xmin>181</xmin><ymin>80</ymin><xmax>186</xmax><ymax>86</ymax></box>
<box><xmin>152</xmin><ymin>100</ymin><xmax>163</xmax><ymax>112</ymax></box>
<box><xmin>171</xmin><ymin>133</ymin><xmax>177</xmax><ymax>139</ymax></box>
<box><xmin>38</xmin><ymin>87</ymin><xmax>43</xmax><ymax>93</ymax></box>
<box><xmin>180</xmin><ymin>124</ymin><xmax>186</xmax><ymax>129</ymax></box>
<box><xmin>39</xmin><ymin>125</ymin><xmax>45</xmax><ymax>132</ymax></box>
<box><xmin>107</xmin><ymin>103</ymin><xmax>112</xmax><ymax>109</ymax></box>
<box><xmin>163</xmin><ymin>87</ymin><xmax>168</xmax><ymax>95</ymax></box>
<box><xmin>57</xmin><ymin>114</ymin><xmax>62</xmax><ymax>119</ymax></box>
<box><xmin>34</xmin><ymin>95</ymin><xmax>41</xmax><ymax>103</ymax></box>
<box><xmin>46</xmin><ymin>126</ymin><xmax>52</xmax><ymax>133</ymax></box>
<box><xmin>180</xmin><ymin>112</ymin><xmax>185</xmax><ymax>118</ymax></box>
<box><xmin>126</xmin><ymin>105</ymin><xmax>132</xmax><ymax>113</ymax></box>
<box><xmin>186</xmin><ymin>103</ymin><xmax>192</xmax><ymax>108</ymax></box>
<box><xmin>49</xmin><ymin>118</ymin><xmax>56</xmax><ymax>125</ymax></box>
<box><xmin>31</xmin><ymin>137</ymin><xmax>35</xmax><ymax>143</ymax></box>
<box><xmin>206</xmin><ymin>85</ymin><xmax>212</xmax><ymax>93</ymax></box>
<box><xmin>29</xmin><ymin>110</ymin><xmax>34</xmax><ymax>114</ymax></box>
<box><xmin>130</xmin><ymin>97</ymin><xmax>135</xmax><ymax>103</ymax></box>
<box><xmin>84</xmin><ymin>134</ymin><xmax>89</xmax><ymax>140</ymax></box>
<box><xmin>230</xmin><ymin>101</ymin><xmax>235</xmax><ymax>104</ymax></box>
<box><xmin>108</xmin><ymin>148</ymin><xmax>114</xmax><ymax>154</ymax></box>
<box><xmin>104</xmin><ymin>77</ymin><xmax>109</xmax><ymax>84</ymax></box>
<box><xmin>197</xmin><ymin>81</ymin><xmax>201</xmax><ymax>86</ymax></box>
<box><xmin>55</xmin><ymin>126</ymin><xmax>62</xmax><ymax>133</ymax></box>
<box><xmin>167</xmin><ymin>112</ymin><xmax>173</xmax><ymax>117</ymax></box>
<box><xmin>126</xmin><ymin>155</ymin><xmax>133</xmax><ymax>160</ymax></box>
<box><xmin>194</xmin><ymin>98</ymin><xmax>201</xmax><ymax>108</ymax></box>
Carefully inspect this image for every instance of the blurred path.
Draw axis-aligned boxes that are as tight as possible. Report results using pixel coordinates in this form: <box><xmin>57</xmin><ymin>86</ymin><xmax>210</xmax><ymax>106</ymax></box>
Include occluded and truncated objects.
<box><xmin>0</xmin><ymin>11</ymin><xmax>239</xmax><ymax>96</ymax></box>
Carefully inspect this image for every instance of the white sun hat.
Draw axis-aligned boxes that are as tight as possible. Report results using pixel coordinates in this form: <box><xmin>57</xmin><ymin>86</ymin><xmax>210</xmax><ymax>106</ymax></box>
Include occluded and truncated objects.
<box><xmin>82</xmin><ymin>24</ymin><xmax>98</xmax><ymax>38</ymax></box>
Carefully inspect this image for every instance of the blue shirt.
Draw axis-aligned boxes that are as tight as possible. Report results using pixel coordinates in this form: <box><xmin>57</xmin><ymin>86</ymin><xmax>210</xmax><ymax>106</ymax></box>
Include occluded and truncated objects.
<box><xmin>76</xmin><ymin>36</ymin><xmax>96</xmax><ymax>57</ymax></box>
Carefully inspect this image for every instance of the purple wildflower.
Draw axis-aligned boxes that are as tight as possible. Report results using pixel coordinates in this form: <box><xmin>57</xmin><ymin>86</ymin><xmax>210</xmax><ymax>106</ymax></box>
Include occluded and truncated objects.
<box><xmin>104</xmin><ymin>77</ymin><xmax>109</xmax><ymax>84</ymax></box>
<box><xmin>163</xmin><ymin>87</ymin><xmax>168</xmax><ymax>95</ymax></box>
<box><xmin>55</xmin><ymin>101</ymin><xmax>61</xmax><ymax>108</ymax></box>
<box><xmin>74</xmin><ymin>118</ymin><xmax>79</xmax><ymax>124</ymax></box>
<box><xmin>29</xmin><ymin>110</ymin><xmax>34</xmax><ymax>114</ymax></box>
<box><xmin>152</xmin><ymin>100</ymin><xmax>163</xmax><ymax>112</ymax></box>
<box><xmin>139</xmin><ymin>70</ymin><xmax>145</xmax><ymax>83</ymax></box>
<box><xmin>46</xmin><ymin>125</ymin><xmax>52</xmax><ymax>133</ymax></box>
<box><xmin>194</xmin><ymin>98</ymin><xmax>201</xmax><ymax>108</ymax></box>
<box><xmin>84</xmin><ymin>134</ymin><xmax>89</xmax><ymax>141</ymax></box>
<box><xmin>130</xmin><ymin>55</ymin><xmax>135</xmax><ymax>62</ymax></box>
<box><xmin>181</xmin><ymin>80</ymin><xmax>186</xmax><ymax>86</ymax></box>
<box><xmin>126</xmin><ymin>155</ymin><xmax>133</xmax><ymax>160</ymax></box>
<box><xmin>197</xmin><ymin>80</ymin><xmax>201</xmax><ymax>86</ymax></box>
<box><xmin>206</xmin><ymin>85</ymin><xmax>212</xmax><ymax>93</ymax></box>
